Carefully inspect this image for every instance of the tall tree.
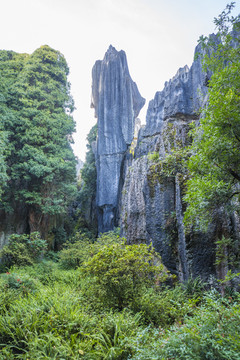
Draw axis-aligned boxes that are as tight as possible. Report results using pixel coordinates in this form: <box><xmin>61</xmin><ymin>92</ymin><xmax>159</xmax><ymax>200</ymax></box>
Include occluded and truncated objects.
<box><xmin>0</xmin><ymin>46</ymin><xmax>77</xmax><ymax>236</ymax></box>
<box><xmin>184</xmin><ymin>3</ymin><xmax>240</xmax><ymax>231</ymax></box>
<box><xmin>76</xmin><ymin>123</ymin><xmax>97</xmax><ymax>232</ymax></box>
<box><xmin>0</xmin><ymin>129</ymin><xmax>8</xmax><ymax>200</ymax></box>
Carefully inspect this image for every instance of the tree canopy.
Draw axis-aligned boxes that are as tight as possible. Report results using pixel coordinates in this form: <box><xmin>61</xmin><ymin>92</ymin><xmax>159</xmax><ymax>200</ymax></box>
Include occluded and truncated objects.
<box><xmin>184</xmin><ymin>3</ymin><xmax>240</xmax><ymax>230</ymax></box>
<box><xmin>0</xmin><ymin>45</ymin><xmax>77</xmax><ymax>235</ymax></box>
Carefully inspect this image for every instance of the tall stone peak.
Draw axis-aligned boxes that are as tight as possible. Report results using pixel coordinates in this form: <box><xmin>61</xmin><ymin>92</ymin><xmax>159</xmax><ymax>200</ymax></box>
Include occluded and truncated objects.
<box><xmin>108</xmin><ymin>44</ymin><xmax>116</xmax><ymax>51</ymax></box>
<box><xmin>106</xmin><ymin>44</ymin><xmax>118</xmax><ymax>56</ymax></box>
<box><xmin>142</xmin><ymin>40</ymin><xmax>213</xmax><ymax>137</ymax></box>
<box><xmin>119</xmin><ymin>33</ymin><xmax>240</xmax><ymax>282</ymax></box>
<box><xmin>171</xmin><ymin>64</ymin><xmax>189</xmax><ymax>83</ymax></box>
<box><xmin>91</xmin><ymin>45</ymin><xmax>145</xmax><ymax>233</ymax></box>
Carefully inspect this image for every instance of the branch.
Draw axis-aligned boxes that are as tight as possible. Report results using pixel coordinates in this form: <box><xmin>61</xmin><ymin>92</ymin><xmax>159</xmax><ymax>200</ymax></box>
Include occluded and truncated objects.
<box><xmin>233</xmin><ymin>129</ymin><xmax>240</xmax><ymax>143</ymax></box>
<box><xmin>228</xmin><ymin>168</ymin><xmax>240</xmax><ymax>181</ymax></box>
<box><xmin>214</xmin><ymin>162</ymin><xmax>240</xmax><ymax>182</ymax></box>
<box><xmin>228</xmin><ymin>191</ymin><xmax>240</xmax><ymax>200</ymax></box>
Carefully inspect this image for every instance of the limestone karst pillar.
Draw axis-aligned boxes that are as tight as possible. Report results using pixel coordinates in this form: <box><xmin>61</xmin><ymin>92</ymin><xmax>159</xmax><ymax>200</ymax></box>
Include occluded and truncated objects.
<box><xmin>91</xmin><ymin>45</ymin><xmax>145</xmax><ymax>233</ymax></box>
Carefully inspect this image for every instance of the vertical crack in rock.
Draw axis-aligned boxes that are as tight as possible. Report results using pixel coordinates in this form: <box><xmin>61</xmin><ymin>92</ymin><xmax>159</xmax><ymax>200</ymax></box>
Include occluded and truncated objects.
<box><xmin>119</xmin><ymin>37</ymin><xmax>219</xmax><ymax>279</ymax></box>
<box><xmin>175</xmin><ymin>173</ymin><xmax>189</xmax><ymax>281</ymax></box>
<box><xmin>91</xmin><ymin>45</ymin><xmax>145</xmax><ymax>233</ymax></box>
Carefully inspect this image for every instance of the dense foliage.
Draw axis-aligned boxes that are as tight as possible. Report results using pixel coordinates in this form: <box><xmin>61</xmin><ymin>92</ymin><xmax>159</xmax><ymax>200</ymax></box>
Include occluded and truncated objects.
<box><xmin>80</xmin><ymin>123</ymin><xmax>98</xmax><ymax>201</ymax></box>
<box><xmin>184</xmin><ymin>4</ymin><xmax>240</xmax><ymax>230</ymax></box>
<box><xmin>0</xmin><ymin>45</ymin><xmax>77</xmax><ymax>236</ymax></box>
<box><xmin>0</xmin><ymin>129</ymin><xmax>8</xmax><ymax>200</ymax></box>
<box><xmin>0</xmin><ymin>232</ymin><xmax>47</xmax><ymax>269</ymax></box>
<box><xmin>0</xmin><ymin>230</ymin><xmax>239</xmax><ymax>359</ymax></box>
<box><xmin>81</xmin><ymin>239</ymin><xmax>169</xmax><ymax>310</ymax></box>
<box><xmin>75</xmin><ymin>123</ymin><xmax>97</xmax><ymax>232</ymax></box>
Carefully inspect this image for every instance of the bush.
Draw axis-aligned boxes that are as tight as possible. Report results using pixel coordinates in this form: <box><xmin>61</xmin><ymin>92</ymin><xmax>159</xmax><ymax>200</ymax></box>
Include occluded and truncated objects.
<box><xmin>134</xmin><ymin>286</ymin><xmax>196</xmax><ymax>327</ymax></box>
<box><xmin>15</xmin><ymin>261</ymin><xmax>60</xmax><ymax>285</ymax></box>
<box><xmin>0</xmin><ymin>256</ymin><xmax>239</xmax><ymax>360</ymax></box>
<box><xmin>128</xmin><ymin>291</ymin><xmax>240</xmax><ymax>360</ymax></box>
<box><xmin>7</xmin><ymin>261</ymin><xmax>81</xmax><ymax>288</ymax></box>
<box><xmin>0</xmin><ymin>232</ymin><xmax>47</xmax><ymax>268</ymax></box>
<box><xmin>58</xmin><ymin>231</ymin><xmax>93</xmax><ymax>269</ymax></box>
<box><xmin>0</xmin><ymin>241</ymin><xmax>34</xmax><ymax>268</ymax></box>
<box><xmin>81</xmin><ymin>240</ymin><xmax>169</xmax><ymax>310</ymax></box>
<box><xmin>148</xmin><ymin>151</ymin><xmax>159</xmax><ymax>162</ymax></box>
<box><xmin>0</xmin><ymin>271</ymin><xmax>39</xmax><ymax>296</ymax></box>
<box><xmin>58</xmin><ymin>229</ymin><xmax>121</xmax><ymax>270</ymax></box>
<box><xmin>159</xmin><ymin>292</ymin><xmax>240</xmax><ymax>360</ymax></box>
<box><xmin>181</xmin><ymin>275</ymin><xmax>206</xmax><ymax>297</ymax></box>
<box><xmin>44</xmin><ymin>250</ymin><xmax>60</xmax><ymax>262</ymax></box>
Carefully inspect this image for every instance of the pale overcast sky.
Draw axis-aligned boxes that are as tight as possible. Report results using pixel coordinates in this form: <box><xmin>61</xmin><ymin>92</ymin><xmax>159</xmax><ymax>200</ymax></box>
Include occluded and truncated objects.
<box><xmin>0</xmin><ymin>0</ymin><xmax>239</xmax><ymax>160</ymax></box>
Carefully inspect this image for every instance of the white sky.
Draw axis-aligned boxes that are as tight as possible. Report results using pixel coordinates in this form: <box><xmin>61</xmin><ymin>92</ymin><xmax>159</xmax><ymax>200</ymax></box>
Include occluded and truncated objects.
<box><xmin>0</xmin><ymin>0</ymin><xmax>239</xmax><ymax>160</ymax></box>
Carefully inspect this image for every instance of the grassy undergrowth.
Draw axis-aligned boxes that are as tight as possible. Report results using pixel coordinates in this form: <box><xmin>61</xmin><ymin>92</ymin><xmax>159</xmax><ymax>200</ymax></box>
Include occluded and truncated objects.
<box><xmin>0</xmin><ymin>233</ymin><xmax>240</xmax><ymax>359</ymax></box>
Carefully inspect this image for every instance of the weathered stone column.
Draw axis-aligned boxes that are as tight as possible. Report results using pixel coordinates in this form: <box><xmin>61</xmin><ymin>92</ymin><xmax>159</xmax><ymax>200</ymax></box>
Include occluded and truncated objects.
<box><xmin>91</xmin><ymin>45</ymin><xmax>145</xmax><ymax>233</ymax></box>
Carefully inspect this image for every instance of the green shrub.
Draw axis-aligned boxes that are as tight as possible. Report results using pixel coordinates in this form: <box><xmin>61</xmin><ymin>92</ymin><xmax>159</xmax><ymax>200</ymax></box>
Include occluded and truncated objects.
<box><xmin>44</xmin><ymin>250</ymin><xmax>60</xmax><ymax>262</ymax></box>
<box><xmin>0</xmin><ymin>232</ymin><xmax>47</xmax><ymax>268</ymax></box>
<box><xmin>81</xmin><ymin>240</ymin><xmax>169</xmax><ymax>310</ymax></box>
<box><xmin>95</xmin><ymin>228</ymin><xmax>121</xmax><ymax>247</ymax></box>
<box><xmin>134</xmin><ymin>286</ymin><xmax>197</xmax><ymax>327</ymax></box>
<box><xmin>0</xmin><ymin>271</ymin><xmax>39</xmax><ymax>296</ymax></box>
<box><xmin>7</xmin><ymin>261</ymin><xmax>81</xmax><ymax>288</ymax></box>
<box><xmin>159</xmin><ymin>292</ymin><xmax>240</xmax><ymax>360</ymax></box>
<box><xmin>14</xmin><ymin>261</ymin><xmax>60</xmax><ymax>285</ymax></box>
<box><xmin>0</xmin><ymin>241</ymin><xmax>34</xmax><ymax>268</ymax></box>
<box><xmin>58</xmin><ymin>233</ymin><xmax>93</xmax><ymax>269</ymax></box>
<box><xmin>0</xmin><ymin>287</ymin><xmax>90</xmax><ymax>358</ymax></box>
<box><xmin>58</xmin><ymin>229</ymin><xmax>121</xmax><ymax>270</ymax></box>
<box><xmin>129</xmin><ymin>291</ymin><xmax>240</xmax><ymax>360</ymax></box>
<box><xmin>181</xmin><ymin>275</ymin><xmax>206</xmax><ymax>297</ymax></box>
<box><xmin>0</xmin><ymin>258</ymin><xmax>239</xmax><ymax>360</ymax></box>
<box><xmin>148</xmin><ymin>151</ymin><xmax>159</xmax><ymax>162</ymax></box>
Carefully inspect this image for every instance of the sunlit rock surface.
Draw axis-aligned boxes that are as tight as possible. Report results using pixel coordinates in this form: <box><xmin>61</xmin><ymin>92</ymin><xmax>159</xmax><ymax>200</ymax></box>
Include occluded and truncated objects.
<box><xmin>120</xmin><ymin>40</ymin><xmax>216</xmax><ymax>280</ymax></box>
<box><xmin>91</xmin><ymin>45</ymin><xmax>145</xmax><ymax>233</ymax></box>
<box><xmin>89</xmin><ymin>36</ymin><xmax>239</xmax><ymax>281</ymax></box>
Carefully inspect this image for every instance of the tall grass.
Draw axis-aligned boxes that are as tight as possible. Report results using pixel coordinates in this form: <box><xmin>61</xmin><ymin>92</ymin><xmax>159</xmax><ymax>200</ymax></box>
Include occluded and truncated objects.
<box><xmin>0</xmin><ymin>256</ymin><xmax>239</xmax><ymax>359</ymax></box>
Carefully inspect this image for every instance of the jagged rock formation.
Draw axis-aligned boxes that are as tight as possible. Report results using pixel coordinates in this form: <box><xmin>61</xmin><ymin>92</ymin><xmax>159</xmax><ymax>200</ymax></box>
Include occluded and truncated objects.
<box><xmin>119</xmin><ymin>37</ymin><xmax>222</xmax><ymax>280</ymax></box>
<box><xmin>89</xmin><ymin>41</ymin><xmax>223</xmax><ymax>279</ymax></box>
<box><xmin>91</xmin><ymin>45</ymin><xmax>145</xmax><ymax>233</ymax></box>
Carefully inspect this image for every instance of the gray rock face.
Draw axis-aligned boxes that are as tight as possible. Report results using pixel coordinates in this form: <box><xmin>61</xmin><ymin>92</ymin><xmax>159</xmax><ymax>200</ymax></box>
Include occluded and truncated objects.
<box><xmin>120</xmin><ymin>39</ymin><xmax>219</xmax><ymax>280</ymax></box>
<box><xmin>91</xmin><ymin>45</ymin><xmax>145</xmax><ymax>233</ymax></box>
<box><xmin>143</xmin><ymin>37</ymin><xmax>219</xmax><ymax>138</ymax></box>
<box><xmin>121</xmin><ymin>113</ymin><xmax>218</xmax><ymax>279</ymax></box>
<box><xmin>144</xmin><ymin>65</ymin><xmax>193</xmax><ymax>137</ymax></box>
<box><xmin>90</xmin><ymin>36</ymin><xmax>238</xmax><ymax>281</ymax></box>
<box><xmin>121</xmin><ymin>117</ymin><xmax>195</xmax><ymax>278</ymax></box>
<box><xmin>120</xmin><ymin>156</ymin><xmax>148</xmax><ymax>243</ymax></box>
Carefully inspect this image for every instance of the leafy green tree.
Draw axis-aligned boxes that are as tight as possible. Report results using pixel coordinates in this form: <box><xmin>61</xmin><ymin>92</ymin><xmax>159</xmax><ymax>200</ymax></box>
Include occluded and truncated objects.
<box><xmin>79</xmin><ymin>123</ymin><xmax>97</xmax><ymax>202</ymax></box>
<box><xmin>0</xmin><ymin>50</ymin><xmax>25</xmax><ymax>201</ymax></box>
<box><xmin>0</xmin><ymin>130</ymin><xmax>8</xmax><ymax>200</ymax></box>
<box><xmin>0</xmin><ymin>232</ymin><xmax>47</xmax><ymax>268</ymax></box>
<box><xmin>184</xmin><ymin>3</ymin><xmax>240</xmax><ymax>231</ymax></box>
<box><xmin>0</xmin><ymin>46</ymin><xmax>77</xmax><ymax>236</ymax></box>
<box><xmin>81</xmin><ymin>239</ymin><xmax>168</xmax><ymax>310</ymax></box>
<box><xmin>75</xmin><ymin>123</ymin><xmax>97</xmax><ymax>231</ymax></box>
